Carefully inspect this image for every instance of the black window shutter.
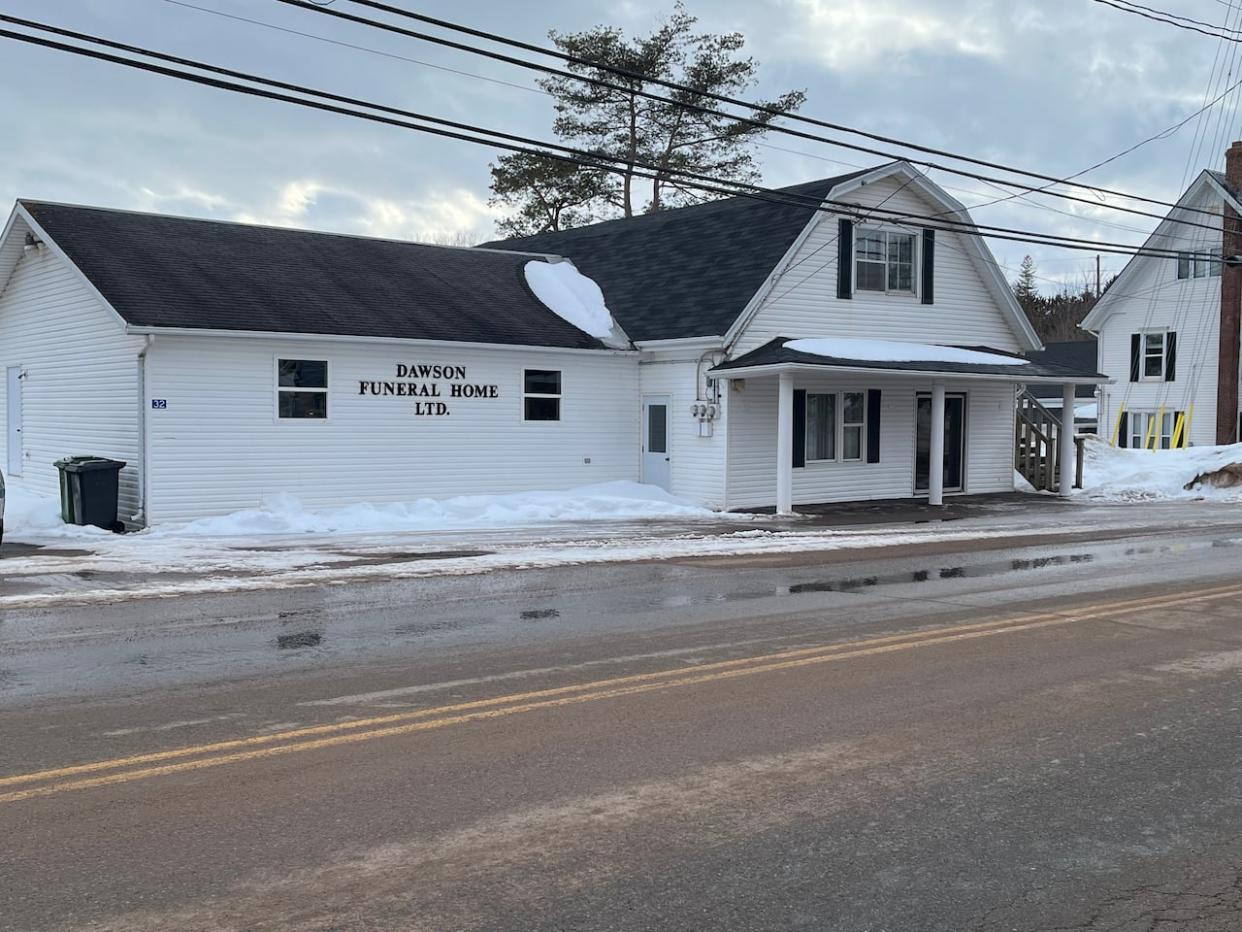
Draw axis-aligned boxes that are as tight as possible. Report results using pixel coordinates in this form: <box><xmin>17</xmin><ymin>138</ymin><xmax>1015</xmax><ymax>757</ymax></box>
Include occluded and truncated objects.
<box><xmin>837</xmin><ymin>219</ymin><xmax>854</xmax><ymax>300</ymax></box>
<box><xmin>1118</xmin><ymin>412</ymin><xmax>1129</xmax><ymax>448</ymax></box>
<box><xmin>921</xmin><ymin>229</ymin><xmax>935</xmax><ymax>305</ymax></box>
<box><xmin>1129</xmin><ymin>334</ymin><xmax>1141</xmax><ymax>382</ymax></box>
<box><xmin>866</xmin><ymin>389</ymin><xmax>882</xmax><ymax>463</ymax></box>
<box><xmin>793</xmin><ymin>390</ymin><xmax>807</xmax><ymax>468</ymax></box>
<box><xmin>1165</xmin><ymin>331</ymin><xmax>1177</xmax><ymax>381</ymax></box>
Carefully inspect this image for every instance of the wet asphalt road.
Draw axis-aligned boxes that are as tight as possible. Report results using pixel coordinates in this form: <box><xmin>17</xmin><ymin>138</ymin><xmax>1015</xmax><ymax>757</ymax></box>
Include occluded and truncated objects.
<box><xmin>6</xmin><ymin>518</ymin><xmax>1242</xmax><ymax>929</ymax></box>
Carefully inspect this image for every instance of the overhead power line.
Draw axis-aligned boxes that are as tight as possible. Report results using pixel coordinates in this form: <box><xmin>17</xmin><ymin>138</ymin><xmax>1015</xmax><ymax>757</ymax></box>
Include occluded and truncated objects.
<box><xmin>0</xmin><ymin>15</ymin><xmax>1221</xmax><ymax>261</ymax></box>
<box><xmin>275</xmin><ymin>0</ymin><xmax>1228</xmax><ymax>226</ymax></box>
<box><xmin>159</xmin><ymin>0</ymin><xmax>1220</xmax><ymax>241</ymax></box>
<box><xmin>1092</xmin><ymin>0</ymin><xmax>1242</xmax><ymax>40</ymax></box>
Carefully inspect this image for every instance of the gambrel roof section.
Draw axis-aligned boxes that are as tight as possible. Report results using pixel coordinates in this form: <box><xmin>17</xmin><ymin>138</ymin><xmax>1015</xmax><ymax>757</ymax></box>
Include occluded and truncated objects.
<box><xmin>487</xmin><ymin>162</ymin><xmax>1040</xmax><ymax>351</ymax></box>
<box><xmin>1081</xmin><ymin>168</ymin><xmax>1241</xmax><ymax>332</ymax></box>
<box><xmin>722</xmin><ymin>161</ymin><xmax>1040</xmax><ymax>352</ymax></box>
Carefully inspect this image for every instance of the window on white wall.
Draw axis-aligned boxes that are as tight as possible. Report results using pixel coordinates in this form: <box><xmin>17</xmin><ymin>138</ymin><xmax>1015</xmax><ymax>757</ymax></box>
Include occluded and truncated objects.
<box><xmin>806</xmin><ymin>393</ymin><xmax>837</xmax><ymax>461</ymax></box>
<box><xmin>842</xmin><ymin>392</ymin><xmax>866</xmax><ymax>461</ymax></box>
<box><xmin>277</xmin><ymin>359</ymin><xmax>328</xmax><ymax>419</ymax></box>
<box><xmin>1143</xmin><ymin>332</ymin><xmax>1166</xmax><ymax>379</ymax></box>
<box><xmin>855</xmin><ymin>230</ymin><xmax>916</xmax><ymax>294</ymax></box>
<box><xmin>1177</xmin><ymin>250</ymin><xmax>1222</xmax><ymax>279</ymax></box>
<box><xmin>523</xmin><ymin>369</ymin><xmax>561</xmax><ymax>421</ymax></box>
<box><xmin>1130</xmin><ymin>410</ymin><xmax>1174</xmax><ymax>450</ymax></box>
<box><xmin>806</xmin><ymin>391</ymin><xmax>868</xmax><ymax>462</ymax></box>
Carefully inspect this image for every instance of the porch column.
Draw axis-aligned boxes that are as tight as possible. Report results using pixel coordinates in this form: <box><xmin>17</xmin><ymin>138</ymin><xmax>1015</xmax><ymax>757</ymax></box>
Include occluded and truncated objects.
<box><xmin>1059</xmin><ymin>382</ymin><xmax>1076</xmax><ymax>497</ymax></box>
<box><xmin>928</xmin><ymin>381</ymin><xmax>946</xmax><ymax>506</ymax></box>
<box><xmin>776</xmin><ymin>371</ymin><xmax>794</xmax><ymax>515</ymax></box>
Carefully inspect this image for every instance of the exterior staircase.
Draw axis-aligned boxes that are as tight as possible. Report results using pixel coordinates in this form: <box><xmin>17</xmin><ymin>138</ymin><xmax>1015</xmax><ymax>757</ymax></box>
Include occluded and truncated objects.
<box><xmin>1016</xmin><ymin>389</ymin><xmax>1082</xmax><ymax>493</ymax></box>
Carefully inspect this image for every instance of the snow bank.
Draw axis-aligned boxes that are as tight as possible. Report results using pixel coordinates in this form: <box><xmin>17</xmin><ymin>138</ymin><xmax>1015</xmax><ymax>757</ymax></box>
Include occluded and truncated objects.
<box><xmin>158</xmin><ymin>481</ymin><xmax>717</xmax><ymax>537</ymax></box>
<box><xmin>524</xmin><ymin>260</ymin><xmax>622</xmax><ymax>342</ymax></box>
<box><xmin>785</xmin><ymin>338</ymin><xmax>1029</xmax><ymax>367</ymax></box>
<box><xmin>1077</xmin><ymin>436</ymin><xmax>1242</xmax><ymax>502</ymax></box>
<box><xmin>4</xmin><ymin>485</ymin><xmax>69</xmax><ymax>533</ymax></box>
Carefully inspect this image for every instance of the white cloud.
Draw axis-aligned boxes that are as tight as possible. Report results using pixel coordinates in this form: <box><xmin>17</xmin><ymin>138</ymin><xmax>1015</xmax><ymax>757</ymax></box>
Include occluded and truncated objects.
<box><xmin>786</xmin><ymin>0</ymin><xmax>1001</xmax><ymax>69</ymax></box>
<box><xmin>234</xmin><ymin>181</ymin><xmax>499</xmax><ymax>243</ymax></box>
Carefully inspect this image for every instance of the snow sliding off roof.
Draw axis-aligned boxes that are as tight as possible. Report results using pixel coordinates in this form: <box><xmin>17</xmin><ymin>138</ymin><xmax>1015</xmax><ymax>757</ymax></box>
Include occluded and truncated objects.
<box><xmin>712</xmin><ymin>337</ymin><xmax>1109</xmax><ymax>383</ymax></box>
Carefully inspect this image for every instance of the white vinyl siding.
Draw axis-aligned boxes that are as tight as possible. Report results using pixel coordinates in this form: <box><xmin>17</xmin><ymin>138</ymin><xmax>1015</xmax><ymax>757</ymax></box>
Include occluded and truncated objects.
<box><xmin>1093</xmin><ymin>183</ymin><xmax>1221</xmax><ymax>448</ymax></box>
<box><xmin>144</xmin><ymin>336</ymin><xmax>639</xmax><ymax>524</ymax></box>
<box><xmin>0</xmin><ymin>242</ymin><xmax>144</xmax><ymax>519</ymax></box>
<box><xmin>637</xmin><ymin>351</ymin><xmax>727</xmax><ymax>507</ymax></box>
<box><xmin>734</xmin><ymin>174</ymin><xmax>1023</xmax><ymax>354</ymax></box>
<box><xmin>725</xmin><ymin>375</ymin><xmax>1014</xmax><ymax>508</ymax></box>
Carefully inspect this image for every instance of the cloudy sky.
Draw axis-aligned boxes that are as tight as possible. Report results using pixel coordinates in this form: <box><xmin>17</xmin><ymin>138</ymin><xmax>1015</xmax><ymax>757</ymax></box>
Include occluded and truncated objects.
<box><xmin>1</xmin><ymin>0</ymin><xmax>1239</xmax><ymax>293</ymax></box>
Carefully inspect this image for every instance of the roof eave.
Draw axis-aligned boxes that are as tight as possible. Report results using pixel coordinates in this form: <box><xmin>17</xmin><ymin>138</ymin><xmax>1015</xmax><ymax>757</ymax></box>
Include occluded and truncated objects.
<box><xmin>709</xmin><ymin>360</ymin><xmax>1110</xmax><ymax>384</ymax></box>
<box><xmin>121</xmin><ymin>324</ymin><xmax>638</xmax><ymax>355</ymax></box>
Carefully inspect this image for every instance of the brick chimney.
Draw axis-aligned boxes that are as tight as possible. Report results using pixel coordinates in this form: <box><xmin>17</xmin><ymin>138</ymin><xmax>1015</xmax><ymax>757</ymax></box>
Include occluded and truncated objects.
<box><xmin>1217</xmin><ymin>141</ymin><xmax>1242</xmax><ymax>444</ymax></box>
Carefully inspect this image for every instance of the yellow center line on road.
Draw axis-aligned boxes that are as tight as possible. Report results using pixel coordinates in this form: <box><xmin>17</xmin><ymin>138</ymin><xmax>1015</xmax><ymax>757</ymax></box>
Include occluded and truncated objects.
<box><xmin>3</xmin><ymin>582</ymin><xmax>1240</xmax><ymax>805</ymax></box>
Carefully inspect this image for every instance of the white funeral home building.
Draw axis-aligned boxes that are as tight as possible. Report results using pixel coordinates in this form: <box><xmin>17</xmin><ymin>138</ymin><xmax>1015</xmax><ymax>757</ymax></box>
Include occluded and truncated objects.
<box><xmin>0</xmin><ymin>162</ymin><xmax>1103</xmax><ymax>527</ymax></box>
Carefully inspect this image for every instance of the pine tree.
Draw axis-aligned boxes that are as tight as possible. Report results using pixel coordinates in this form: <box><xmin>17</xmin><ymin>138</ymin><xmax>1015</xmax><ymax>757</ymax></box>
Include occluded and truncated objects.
<box><xmin>1013</xmin><ymin>255</ymin><xmax>1039</xmax><ymax>308</ymax></box>
<box><xmin>489</xmin><ymin>3</ymin><xmax>805</xmax><ymax>234</ymax></box>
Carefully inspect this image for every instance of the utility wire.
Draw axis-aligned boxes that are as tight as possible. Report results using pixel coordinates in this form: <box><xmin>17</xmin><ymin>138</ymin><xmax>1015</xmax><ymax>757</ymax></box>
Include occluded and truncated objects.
<box><xmin>275</xmin><ymin>0</ymin><xmax>1227</xmax><ymax>225</ymax></box>
<box><xmin>1092</xmin><ymin>0</ymin><xmax>1242</xmax><ymax>40</ymax></box>
<box><xmin>162</xmin><ymin>0</ymin><xmax>1195</xmax><ymax>240</ymax></box>
<box><xmin>0</xmin><ymin>15</ymin><xmax>1218</xmax><ymax>259</ymax></box>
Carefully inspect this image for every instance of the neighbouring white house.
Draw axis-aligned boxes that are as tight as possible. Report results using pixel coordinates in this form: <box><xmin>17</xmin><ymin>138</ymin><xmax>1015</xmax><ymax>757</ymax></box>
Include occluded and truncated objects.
<box><xmin>1081</xmin><ymin>142</ymin><xmax>1242</xmax><ymax>450</ymax></box>
<box><xmin>0</xmin><ymin>161</ymin><xmax>1104</xmax><ymax>526</ymax></box>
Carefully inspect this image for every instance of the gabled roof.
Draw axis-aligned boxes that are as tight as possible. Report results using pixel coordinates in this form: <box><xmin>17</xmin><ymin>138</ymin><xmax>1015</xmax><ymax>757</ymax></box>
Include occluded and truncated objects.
<box><xmin>711</xmin><ymin>337</ymin><xmax>1107</xmax><ymax>383</ymax></box>
<box><xmin>1081</xmin><ymin>168</ymin><xmax>1240</xmax><ymax>331</ymax></box>
<box><xmin>6</xmin><ymin>200</ymin><xmax>618</xmax><ymax>351</ymax></box>
<box><xmin>1024</xmin><ymin>339</ymin><xmax>1099</xmax><ymax>398</ymax></box>
<box><xmin>482</xmin><ymin>168</ymin><xmax>874</xmax><ymax>342</ymax></box>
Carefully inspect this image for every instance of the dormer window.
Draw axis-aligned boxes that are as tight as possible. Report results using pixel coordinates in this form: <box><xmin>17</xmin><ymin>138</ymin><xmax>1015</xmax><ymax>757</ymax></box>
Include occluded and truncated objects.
<box><xmin>856</xmin><ymin>229</ymin><xmax>916</xmax><ymax>294</ymax></box>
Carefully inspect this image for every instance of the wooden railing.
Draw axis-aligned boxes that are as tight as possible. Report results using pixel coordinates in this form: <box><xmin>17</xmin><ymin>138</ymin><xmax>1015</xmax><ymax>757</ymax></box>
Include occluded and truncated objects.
<box><xmin>1015</xmin><ymin>389</ymin><xmax>1082</xmax><ymax>493</ymax></box>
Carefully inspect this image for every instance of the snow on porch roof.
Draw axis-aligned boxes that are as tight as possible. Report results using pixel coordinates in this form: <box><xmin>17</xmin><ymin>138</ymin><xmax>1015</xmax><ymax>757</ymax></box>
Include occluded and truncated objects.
<box><xmin>710</xmin><ymin>337</ymin><xmax>1110</xmax><ymax>383</ymax></box>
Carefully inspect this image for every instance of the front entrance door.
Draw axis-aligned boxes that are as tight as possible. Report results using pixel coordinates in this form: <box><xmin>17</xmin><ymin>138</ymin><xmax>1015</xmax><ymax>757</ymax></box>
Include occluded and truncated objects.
<box><xmin>6</xmin><ymin>366</ymin><xmax>22</xmax><ymax>477</ymax></box>
<box><xmin>641</xmin><ymin>395</ymin><xmax>671</xmax><ymax>490</ymax></box>
<box><xmin>915</xmin><ymin>393</ymin><xmax>965</xmax><ymax>494</ymax></box>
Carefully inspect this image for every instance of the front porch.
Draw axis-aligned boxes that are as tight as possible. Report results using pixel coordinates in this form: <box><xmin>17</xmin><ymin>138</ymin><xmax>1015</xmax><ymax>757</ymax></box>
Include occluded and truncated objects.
<box><xmin>712</xmin><ymin>337</ymin><xmax>1108</xmax><ymax>514</ymax></box>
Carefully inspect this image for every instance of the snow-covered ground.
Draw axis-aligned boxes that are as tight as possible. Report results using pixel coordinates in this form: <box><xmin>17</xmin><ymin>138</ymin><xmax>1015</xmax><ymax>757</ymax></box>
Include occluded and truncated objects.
<box><xmin>5</xmin><ymin>446</ymin><xmax>1242</xmax><ymax>609</ymax></box>
<box><xmin>0</xmin><ymin>478</ymin><xmax>1065</xmax><ymax>609</ymax></box>
<box><xmin>1076</xmin><ymin>436</ymin><xmax>1242</xmax><ymax>502</ymax></box>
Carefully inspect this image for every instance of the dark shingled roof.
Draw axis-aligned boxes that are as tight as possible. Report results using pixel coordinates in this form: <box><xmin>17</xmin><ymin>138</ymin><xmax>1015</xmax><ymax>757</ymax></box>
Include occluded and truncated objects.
<box><xmin>711</xmin><ymin>337</ymin><xmax>1109</xmax><ymax>382</ymax></box>
<box><xmin>21</xmin><ymin>200</ymin><xmax>608</xmax><ymax>350</ymax></box>
<box><xmin>1024</xmin><ymin>339</ymin><xmax>1099</xmax><ymax>398</ymax></box>
<box><xmin>482</xmin><ymin>169</ymin><xmax>874</xmax><ymax>342</ymax></box>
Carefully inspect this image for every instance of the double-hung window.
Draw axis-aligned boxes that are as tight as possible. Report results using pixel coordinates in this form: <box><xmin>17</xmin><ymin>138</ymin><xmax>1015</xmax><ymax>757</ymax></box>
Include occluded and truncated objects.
<box><xmin>855</xmin><ymin>229</ymin><xmax>916</xmax><ymax>294</ymax></box>
<box><xmin>806</xmin><ymin>391</ymin><xmax>867</xmax><ymax>462</ymax></box>
<box><xmin>277</xmin><ymin>359</ymin><xmax>328</xmax><ymax>419</ymax></box>
<box><xmin>1129</xmin><ymin>410</ymin><xmax>1174</xmax><ymax>450</ymax></box>
<box><xmin>1143</xmin><ymin>332</ymin><xmax>1166</xmax><ymax>380</ymax></box>
<box><xmin>523</xmin><ymin>369</ymin><xmax>562</xmax><ymax>421</ymax></box>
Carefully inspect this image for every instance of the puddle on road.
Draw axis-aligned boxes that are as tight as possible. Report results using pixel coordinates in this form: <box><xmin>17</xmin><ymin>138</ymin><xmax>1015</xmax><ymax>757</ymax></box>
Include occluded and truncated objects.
<box><xmin>277</xmin><ymin>631</ymin><xmax>323</xmax><ymax>650</ymax></box>
<box><xmin>520</xmin><ymin>608</ymin><xmax>561</xmax><ymax>621</ymax></box>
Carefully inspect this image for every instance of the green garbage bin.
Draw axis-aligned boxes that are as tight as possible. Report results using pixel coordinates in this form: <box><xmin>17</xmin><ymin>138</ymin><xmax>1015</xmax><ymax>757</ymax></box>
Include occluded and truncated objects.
<box><xmin>54</xmin><ymin>456</ymin><xmax>127</xmax><ymax>530</ymax></box>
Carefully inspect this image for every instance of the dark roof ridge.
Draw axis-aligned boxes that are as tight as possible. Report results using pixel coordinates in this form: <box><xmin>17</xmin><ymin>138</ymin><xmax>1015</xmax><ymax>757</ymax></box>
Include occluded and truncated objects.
<box><xmin>17</xmin><ymin>198</ymin><xmax>559</xmax><ymax>260</ymax></box>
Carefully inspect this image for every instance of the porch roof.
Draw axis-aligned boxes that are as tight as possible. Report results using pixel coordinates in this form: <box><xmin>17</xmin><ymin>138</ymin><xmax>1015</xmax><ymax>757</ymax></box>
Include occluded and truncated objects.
<box><xmin>710</xmin><ymin>337</ymin><xmax>1110</xmax><ymax>385</ymax></box>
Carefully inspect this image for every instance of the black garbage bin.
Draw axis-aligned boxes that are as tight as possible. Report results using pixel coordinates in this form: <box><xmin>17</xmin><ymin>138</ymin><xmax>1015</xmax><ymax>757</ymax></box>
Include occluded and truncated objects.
<box><xmin>54</xmin><ymin>456</ymin><xmax>126</xmax><ymax>530</ymax></box>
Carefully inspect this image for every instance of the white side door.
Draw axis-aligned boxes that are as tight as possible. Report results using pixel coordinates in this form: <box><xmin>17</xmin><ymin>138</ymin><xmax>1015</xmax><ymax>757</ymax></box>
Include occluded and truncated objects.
<box><xmin>641</xmin><ymin>394</ymin><xmax>671</xmax><ymax>490</ymax></box>
<box><xmin>6</xmin><ymin>366</ymin><xmax>22</xmax><ymax>477</ymax></box>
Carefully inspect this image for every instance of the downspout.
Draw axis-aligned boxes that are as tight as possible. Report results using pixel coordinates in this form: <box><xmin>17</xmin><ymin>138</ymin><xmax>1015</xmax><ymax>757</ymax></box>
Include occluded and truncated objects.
<box><xmin>132</xmin><ymin>335</ymin><xmax>152</xmax><ymax>526</ymax></box>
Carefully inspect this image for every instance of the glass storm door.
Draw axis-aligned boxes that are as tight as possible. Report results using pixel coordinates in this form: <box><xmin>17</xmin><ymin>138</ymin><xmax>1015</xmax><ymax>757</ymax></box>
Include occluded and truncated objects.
<box><xmin>915</xmin><ymin>393</ymin><xmax>965</xmax><ymax>494</ymax></box>
<box><xmin>642</xmin><ymin>395</ymin><xmax>671</xmax><ymax>490</ymax></box>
